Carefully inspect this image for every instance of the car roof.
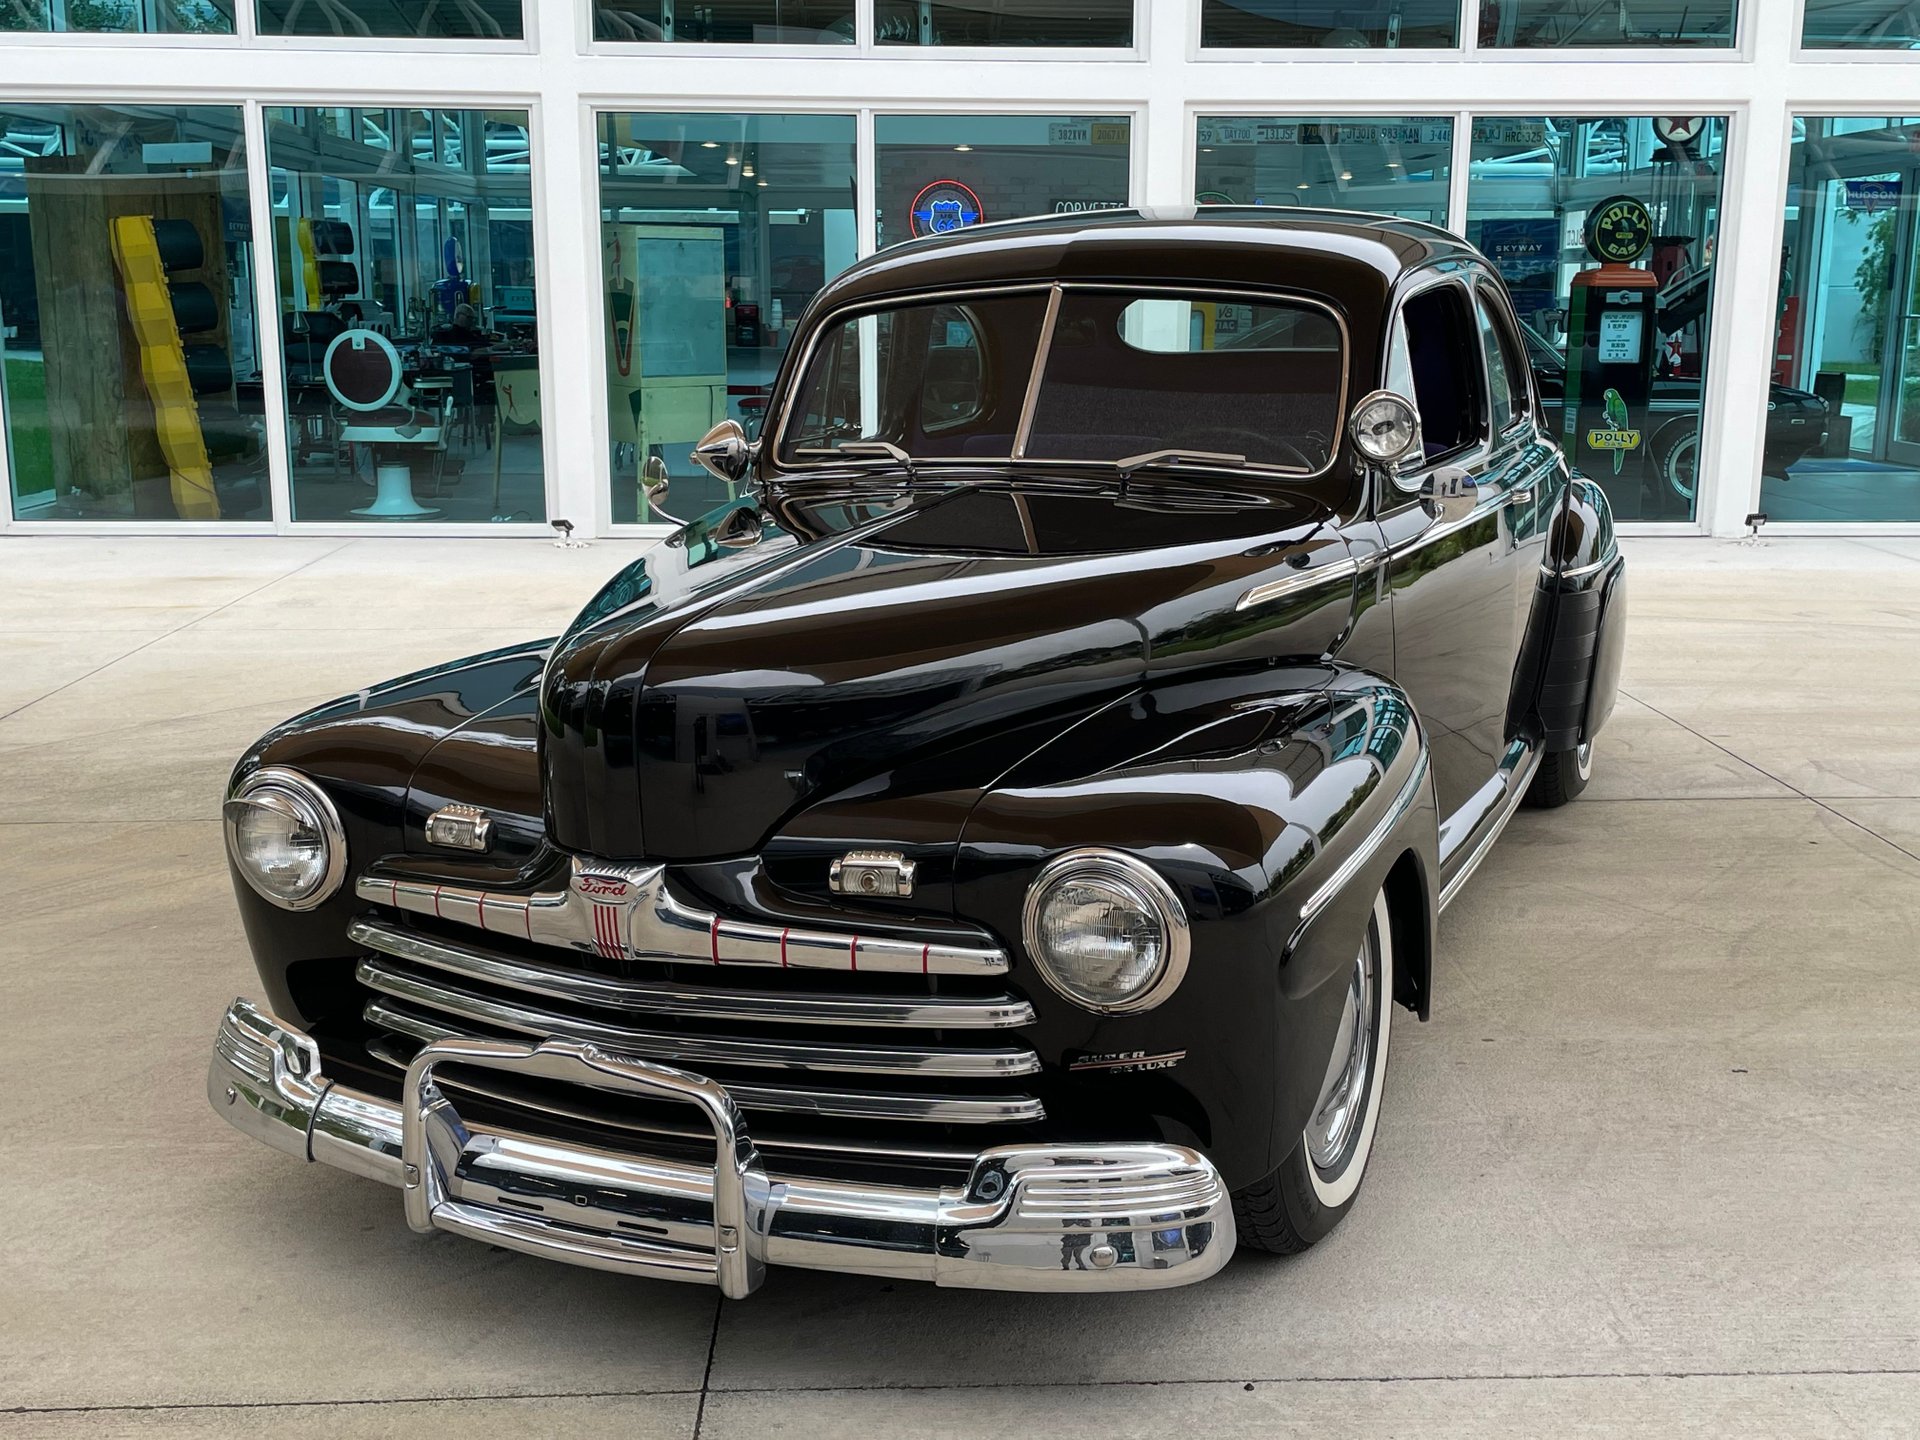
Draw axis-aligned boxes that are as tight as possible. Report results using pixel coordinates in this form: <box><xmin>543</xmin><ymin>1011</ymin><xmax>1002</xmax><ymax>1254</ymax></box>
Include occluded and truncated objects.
<box><xmin>812</xmin><ymin>206</ymin><xmax>1482</xmax><ymax>320</ymax></box>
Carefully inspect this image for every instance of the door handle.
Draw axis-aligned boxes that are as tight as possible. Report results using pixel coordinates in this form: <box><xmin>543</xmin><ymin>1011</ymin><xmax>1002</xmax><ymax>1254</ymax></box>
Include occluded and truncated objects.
<box><xmin>1509</xmin><ymin>486</ymin><xmax>1536</xmax><ymax>506</ymax></box>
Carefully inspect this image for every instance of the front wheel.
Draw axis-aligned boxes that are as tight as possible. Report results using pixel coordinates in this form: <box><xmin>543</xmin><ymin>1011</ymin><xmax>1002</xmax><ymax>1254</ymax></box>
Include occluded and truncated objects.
<box><xmin>1232</xmin><ymin>888</ymin><xmax>1393</xmax><ymax>1255</ymax></box>
<box><xmin>1525</xmin><ymin>739</ymin><xmax>1593</xmax><ymax>808</ymax></box>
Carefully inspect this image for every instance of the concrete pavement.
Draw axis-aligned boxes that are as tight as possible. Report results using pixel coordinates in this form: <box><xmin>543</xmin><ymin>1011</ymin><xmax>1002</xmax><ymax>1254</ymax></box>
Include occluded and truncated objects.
<box><xmin>1</xmin><ymin>534</ymin><xmax>1916</xmax><ymax>1437</ymax></box>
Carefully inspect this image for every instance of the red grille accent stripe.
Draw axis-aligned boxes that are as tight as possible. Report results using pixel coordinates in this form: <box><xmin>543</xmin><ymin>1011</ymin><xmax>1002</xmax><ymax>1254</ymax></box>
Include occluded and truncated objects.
<box><xmin>850</xmin><ymin>935</ymin><xmax>859</xmax><ymax>972</ymax></box>
<box><xmin>710</xmin><ymin>916</ymin><xmax>721</xmax><ymax>964</ymax></box>
<box><xmin>780</xmin><ymin>927</ymin><xmax>790</xmax><ymax>968</ymax></box>
<box><xmin>922</xmin><ymin>943</ymin><xmax>931</xmax><ymax>975</ymax></box>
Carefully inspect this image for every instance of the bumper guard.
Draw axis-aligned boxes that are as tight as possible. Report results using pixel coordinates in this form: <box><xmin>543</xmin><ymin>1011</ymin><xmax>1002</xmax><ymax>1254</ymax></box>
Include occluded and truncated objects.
<box><xmin>209</xmin><ymin>998</ymin><xmax>1235</xmax><ymax>1295</ymax></box>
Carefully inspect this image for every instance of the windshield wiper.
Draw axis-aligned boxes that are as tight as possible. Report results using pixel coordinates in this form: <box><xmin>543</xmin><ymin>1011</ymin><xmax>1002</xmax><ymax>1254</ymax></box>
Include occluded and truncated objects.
<box><xmin>801</xmin><ymin>438</ymin><xmax>917</xmax><ymax>480</ymax></box>
<box><xmin>1113</xmin><ymin>447</ymin><xmax>1249</xmax><ymax>479</ymax></box>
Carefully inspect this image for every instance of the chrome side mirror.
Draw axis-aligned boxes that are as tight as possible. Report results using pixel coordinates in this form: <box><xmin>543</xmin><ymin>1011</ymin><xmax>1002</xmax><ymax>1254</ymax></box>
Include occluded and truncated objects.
<box><xmin>640</xmin><ymin>454</ymin><xmax>683</xmax><ymax>526</ymax></box>
<box><xmin>693</xmin><ymin>419</ymin><xmax>752</xmax><ymax>485</ymax></box>
<box><xmin>1421</xmin><ymin>466</ymin><xmax>1479</xmax><ymax>526</ymax></box>
<box><xmin>1349</xmin><ymin>389</ymin><xmax>1423</xmax><ymax>481</ymax></box>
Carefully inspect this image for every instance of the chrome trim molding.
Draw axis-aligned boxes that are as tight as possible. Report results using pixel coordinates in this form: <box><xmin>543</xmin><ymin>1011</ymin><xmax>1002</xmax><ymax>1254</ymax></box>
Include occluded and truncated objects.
<box><xmin>347</xmin><ymin>918</ymin><xmax>1035</xmax><ymax>1030</ymax></box>
<box><xmin>1293</xmin><ymin>748</ymin><xmax>1431</xmax><ymax>938</ymax></box>
<box><xmin>211</xmin><ymin>999</ymin><xmax>1234</xmax><ymax>1294</ymax></box>
<box><xmin>363</xmin><ymin>1000</ymin><xmax>1046</xmax><ymax>1124</ymax></box>
<box><xmin>354</xmin><ymin>855</ymin><xmax>1007</xmax><ymax>977</ymax></box>
<box><xmin>1237</xmin><ymin>554</ymin><xmax>1361</xmax><ymax>613</ymax></box>
<box><xmin>356</xmin><ymin>956</ymin><xmax>1041</xmax><ymax>1080</ymax></box>
<box><xmin>223</xmin><ymin>766</ymin><xmax>348</xmax><ymax>912</ymax></box>
<box><xmin>1438</xmin><ymin>744</ymin><xmax>1542</xmax><ymax>912</ymax></box>
<box><xmin>1021</xmin><ymin>849</ymin><xmax>1191</xmax><ymax>1015</ymax></box>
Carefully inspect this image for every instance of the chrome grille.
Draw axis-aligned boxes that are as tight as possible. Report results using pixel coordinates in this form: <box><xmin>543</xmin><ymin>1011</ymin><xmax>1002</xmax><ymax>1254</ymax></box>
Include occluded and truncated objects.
<box><xmin>349</xmin><ymin>896</ymin><xmax>1046</xmax><ymax>1133</ymax></box>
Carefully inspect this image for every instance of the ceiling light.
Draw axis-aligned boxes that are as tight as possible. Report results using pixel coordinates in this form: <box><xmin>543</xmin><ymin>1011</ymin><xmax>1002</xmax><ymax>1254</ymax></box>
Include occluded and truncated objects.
<box><xmin>954</xmin><ymin>144</ymin><xmax>973</xmax><ymax>152</ymax></box>
<box><xmin>742</xmin><ymin>166</ymin><xmax>755</xmax><ymax>177</ymax></box>
<box><xmin>1386</xmin><ymin>161</ymin><xmax>1402</xmax><ymax>168</ymax></box>
<box><xmin>701</xmin><ymin>140</ymin><xmax>718</xmax><ymax>149</ymax></box>
<box><xmin>725</xmin><ymin>155</ymin><xmax>740</xmax><ymax>166</ymax></box>
<box><xmin>757</xmin><ymin>179</ymin><xmax>768</xmax><ymax>187</ymax></box>
<box><xmin>1297</xmin><ymin>182</ymin><xmax>1310</xmax><ymax>190</ymax></box>
<box><xmin>1339</xmin><ymin>170</ymin><xmax>1352</xmax><ymax>180</ymax></box>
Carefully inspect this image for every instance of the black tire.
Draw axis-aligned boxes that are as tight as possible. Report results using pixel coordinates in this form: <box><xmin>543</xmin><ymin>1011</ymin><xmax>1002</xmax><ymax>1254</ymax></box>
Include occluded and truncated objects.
<box><xmin>1233</xmin><ymin>890</ymin><xmax>1393</xmax><ymax>1255</ymax></box>
<box><xmin>1524</xmin><ymin>739</ymin><xmax>1593</xmax><ymax>809</ymax></box>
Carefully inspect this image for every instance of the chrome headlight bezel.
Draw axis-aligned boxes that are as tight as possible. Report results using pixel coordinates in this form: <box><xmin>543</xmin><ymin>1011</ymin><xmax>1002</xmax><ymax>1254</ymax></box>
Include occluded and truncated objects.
<box><xmin>1020</xmin><ymin>848</ymin><xmax>1191</xmax><ymax>1015</ymax></box>
<box><xmin>222</xmin><ymin>765</ymin><xmax>348</xmax><ymax>912</ymax></box>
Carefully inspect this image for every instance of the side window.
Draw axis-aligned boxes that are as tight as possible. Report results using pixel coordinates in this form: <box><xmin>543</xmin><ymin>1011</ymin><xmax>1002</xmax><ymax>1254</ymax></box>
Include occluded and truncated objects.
<box><xmin>1397</xmin><ymin>283</ymin><xmax>1486</xmax><ymax>463</ymax></box>
<box><xmin>1474</xmin><ymin>286</ymin><xmax>1528</xmax><ymax>430</ymax></box>
<box><xmin>919</xmin><ymin>305</ymin><xmax>986</xmax><ymax>433</ymax></box>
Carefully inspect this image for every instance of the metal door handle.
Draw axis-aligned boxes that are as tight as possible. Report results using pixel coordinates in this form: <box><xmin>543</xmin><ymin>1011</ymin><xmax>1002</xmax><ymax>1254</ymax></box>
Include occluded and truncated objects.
<box><xmin>1510</xmin><ymin>486</ymin><xmax>1535</xmax><ymax>505</ymax></box>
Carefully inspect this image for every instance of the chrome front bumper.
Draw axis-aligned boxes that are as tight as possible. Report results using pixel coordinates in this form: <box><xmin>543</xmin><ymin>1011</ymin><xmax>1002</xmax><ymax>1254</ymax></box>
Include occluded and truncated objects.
<box><xmin>209</xmin><ymin>998</ymin><xmax>1235</xmax><ymax>1295</ymax></box>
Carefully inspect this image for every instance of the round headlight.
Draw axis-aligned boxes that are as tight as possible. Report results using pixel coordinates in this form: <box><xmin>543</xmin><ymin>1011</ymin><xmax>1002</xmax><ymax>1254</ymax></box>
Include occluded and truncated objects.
<box><xmin>1022</xmin><ymin>850</ymin><xmax>1190</xmax><ymax>1014</ymax></box>
<box><xmin>222</xmin><ymin>766</ymin><xmax>347</xmax><ymax>911</ymax></box>
<box><xmin>1349</xmin><ymin>389</ymin><xmax>1422</xmax><ymax>466</ymax></box>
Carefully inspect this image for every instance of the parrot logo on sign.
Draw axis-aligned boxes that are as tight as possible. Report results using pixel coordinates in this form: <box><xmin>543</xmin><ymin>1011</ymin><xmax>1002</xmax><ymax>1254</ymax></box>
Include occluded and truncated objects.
<box><xmin>1584</xmin><ymin>388</ymin><xmax>1643</xmax><ymax>474</ymax></box>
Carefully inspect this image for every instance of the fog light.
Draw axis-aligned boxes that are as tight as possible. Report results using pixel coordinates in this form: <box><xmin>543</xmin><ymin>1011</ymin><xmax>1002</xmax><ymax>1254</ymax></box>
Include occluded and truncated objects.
<box><xmin>1022</xmin><ymin>850</ymin><xmax>1189</xmax><ymax>1014</ymax></box>
<box><xmin>223</xmin><ymin>766</ymin><xmax>347</xmax><ymax>911</ymax></box>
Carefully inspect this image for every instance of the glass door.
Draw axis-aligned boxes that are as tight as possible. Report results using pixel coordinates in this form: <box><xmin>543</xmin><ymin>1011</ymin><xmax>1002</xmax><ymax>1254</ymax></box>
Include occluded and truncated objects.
<box><xmin>1891</xmin><ymin>185</ymin><xmax>1920</xmax><ymax>468</ymax></box>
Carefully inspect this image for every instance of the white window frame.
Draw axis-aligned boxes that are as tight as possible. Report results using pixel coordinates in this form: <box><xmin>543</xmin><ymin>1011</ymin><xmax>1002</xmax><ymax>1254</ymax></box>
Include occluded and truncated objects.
<box><xmin>5</xmin><ymin>0</ymin><xmax>1920</xmax><ymax>535</ymax></box>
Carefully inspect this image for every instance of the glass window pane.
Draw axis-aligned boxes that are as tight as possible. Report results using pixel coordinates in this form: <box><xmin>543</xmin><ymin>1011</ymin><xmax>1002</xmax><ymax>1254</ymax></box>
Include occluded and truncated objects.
<box><xmin>0</xmin><ymin>103</ymin><xmax>265</xmax><ymax>522</ymax></box>
<box><xmin>1480</xmin><ymin>0</ymin><xmax>1732</xmax><ymax>46</ymax></box>
<box><xmin>264</xmin><ymin>106</ymin><xmax>544</xmax><ymax>523</ymax></box>
<box><xmin>256</xmin><ymin>0</ymin><xmax>519</xmax><ymax>38</ymax></box>
<box><xmin>0</xmin><ymin>0</ymin><xmax>230</xmax><ymax>33</ymax></box>
<box><xmin>781</xmin><ymin>293</ymin><xmax>1050</xmax><ymax>463</ymax></box>
<box><xmin>877</xmin><ymin>0</ymin><xmax>1131</xmax><ymax>45</ymax></box>
<box><xmin>1200</xmin><ymin>0</ymin><xmax>1457</xmax><ymax>48</ymax></box>
<box><xmin>594</xmin><ymin>0</ymin><xmax>848</xmax><ymax>41</ymax></box>
<box><xmin>1475</xmin><ymin>288</ymin><xmax>1524</xmax><ymax>426</ymax></box>
<box><xmin>1466</xmin><ymin>116</ymin><xmax>1728</xmax><ymax>522</ymax></box>
<box><xmin>1026</xmin><ymin>291</ymin><xmax>1342</xmax><ymax>470</ymax></box>
<box><xmin>1195</xmin><ymin>117</ymin><xmax>1452</xmax><ymax>221</ymax></box>
<box><xmin>600</xmin><ymin>112</ymin><xmax>856</xmax><ymax>522</ymax></box>
<box><xmin>875</xmin><ymin>114</ymin><xmax>1132</xmax><ymax>250</ymax></box>
<box><xmin>1803</xmin><ymin>0</ymin><xmax>1919</xmax><ymax>45</ymax></box>
<box><xmin>1762</xmin><ymin>117</ymin><xmax>1920</xmax><ymax>522</ymax></box>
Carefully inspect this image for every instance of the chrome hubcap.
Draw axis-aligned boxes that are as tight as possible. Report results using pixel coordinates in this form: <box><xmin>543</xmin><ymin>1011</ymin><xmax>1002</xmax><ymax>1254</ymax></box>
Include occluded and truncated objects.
<box><xmin>1668</xmin><ymin>435</ymin><xmax>1698</xmax><ymax>501</ymax></box>
<box><xmin>1306</xmin><ymin>919</ymin><xmax>1378</xmax><ymax>1173</ymax></box>
<box><xmin>1576</xmin><ymin>740</ymin><xmax>1593</xmax><ymax>780</ymax></box>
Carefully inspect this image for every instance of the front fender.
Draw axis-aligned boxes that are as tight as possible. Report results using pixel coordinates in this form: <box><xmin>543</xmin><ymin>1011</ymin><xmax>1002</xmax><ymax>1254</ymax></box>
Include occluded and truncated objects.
<box><xmin>953</xmin><ymin>665</ymin><xmax>1437</xmax><ymax>1191</ymax></box>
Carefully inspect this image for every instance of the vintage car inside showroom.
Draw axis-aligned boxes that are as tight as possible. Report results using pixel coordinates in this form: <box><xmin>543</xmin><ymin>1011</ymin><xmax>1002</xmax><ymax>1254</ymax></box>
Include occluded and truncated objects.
<box><xmin>1</xmin><ymin>0</ymin><xmax>1916</xmax><ymax>1430</ymax></box>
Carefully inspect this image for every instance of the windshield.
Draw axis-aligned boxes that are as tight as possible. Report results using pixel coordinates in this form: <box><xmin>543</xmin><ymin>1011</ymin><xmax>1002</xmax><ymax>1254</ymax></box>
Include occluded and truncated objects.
<box><xmin>777</xmin><ymin>286</ymin><xmax>1345</xmax><ymax>476</ymax></box>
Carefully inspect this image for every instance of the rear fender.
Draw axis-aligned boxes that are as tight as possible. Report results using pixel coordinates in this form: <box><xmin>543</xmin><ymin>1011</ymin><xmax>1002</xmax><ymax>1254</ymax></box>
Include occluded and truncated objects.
<box><xmin>1514</xmin><ymin>474</ymin><xmax>1627</xmax><ymax>752</ymax></box>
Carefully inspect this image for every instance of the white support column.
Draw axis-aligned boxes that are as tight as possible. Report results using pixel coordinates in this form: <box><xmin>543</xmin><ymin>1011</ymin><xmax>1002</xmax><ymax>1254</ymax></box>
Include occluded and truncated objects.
<box><xmin>1699</xmin><ymin>0</ymin><xmax>1799</xmax><ymax>537</ymax></box>
<box><xmin>535</xmin><ymin>89</ymin><xmax>611</xmax><ymax>535</ymax></box>
<box><xmin>1141</xmin><ymin>0</ymin><xmax>1194</xmax><ymax>207</ymax></box>
<box><xmin>242</xmin><ymin>100</ymin><xmax>298</xmax><ymax>529</ymax></box>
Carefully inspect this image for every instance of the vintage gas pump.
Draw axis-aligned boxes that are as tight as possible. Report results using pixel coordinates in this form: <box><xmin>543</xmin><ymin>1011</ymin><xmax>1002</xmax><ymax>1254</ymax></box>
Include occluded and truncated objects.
<box><xmin>1564</xmin><ymin>195</ymin><xmax>1659</xmax><ymax>488</ymax></box>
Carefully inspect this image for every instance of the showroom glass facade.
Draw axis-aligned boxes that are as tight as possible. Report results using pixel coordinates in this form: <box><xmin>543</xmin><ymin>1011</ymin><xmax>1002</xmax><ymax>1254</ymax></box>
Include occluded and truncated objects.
<box><xmin>0</xmin><ymin>103</ymin><xmax>266</xmax><ymax>522</ymax></box>
<box><xmin>1763</xmin><ymin>118</ymin><xmax>1920</xmax><ymax>522</ymax></box>
<box><xmin>875</xmin><ymin>115</ymin><xmax>1133</xmax><ymax>250</ymax></box>
<box><xmin>1465</xmin><ymin>116</ymin><xmax>1727</xmax><ymax>523</ymax></box>
<box><xmin>1195</xmin><ymin>117</ymin><xmax>1452</xmax><ymax>220</ymax></box>
<box><xmin>597</xmin><ymin>111</ymin><xmax>855</xmax><ymax>521</ymax></box>
<box><xmin>2</xmin><ymin>0</ymin><xmax>1918</xmax><ymax>537</ymax></box>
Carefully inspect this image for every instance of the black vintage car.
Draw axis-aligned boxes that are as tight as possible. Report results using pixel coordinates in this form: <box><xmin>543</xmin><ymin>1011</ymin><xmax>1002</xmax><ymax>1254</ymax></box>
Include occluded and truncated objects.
<box><xmin>210</xmin><ymin>208</ymin><xmax>1626</xmax><ymax>1297</ymax></box>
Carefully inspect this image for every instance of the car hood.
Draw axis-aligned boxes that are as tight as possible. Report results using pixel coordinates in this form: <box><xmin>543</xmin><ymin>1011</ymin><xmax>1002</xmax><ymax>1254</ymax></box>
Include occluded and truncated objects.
<box><xmin>538</xmin><ymin>483</ymin><xmax>1350</xmax><ymax>861</ymax></box>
